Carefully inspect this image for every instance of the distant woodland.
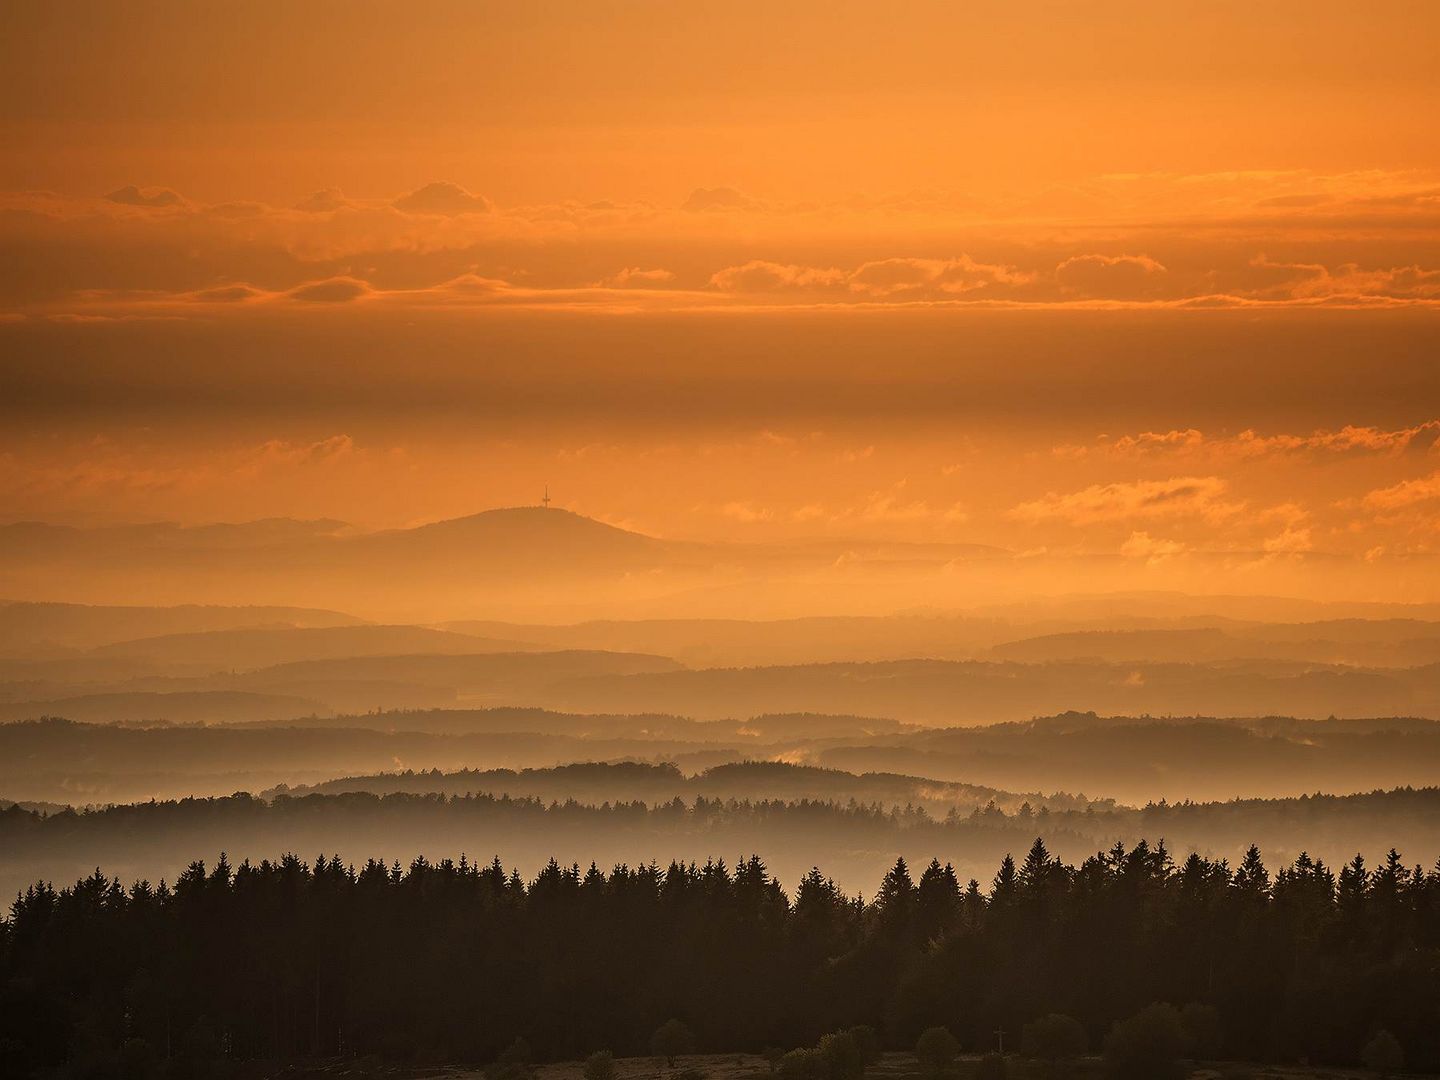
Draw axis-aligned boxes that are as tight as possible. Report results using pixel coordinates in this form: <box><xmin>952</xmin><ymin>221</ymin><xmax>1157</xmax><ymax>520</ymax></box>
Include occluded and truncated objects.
<box><xmin>6</xmin><ymin>710</ymin><xmax>1440</xmax><ymax>807</ymax></box>
<box><xmin>6</xmin><ymin>601</ymin><xmax>1440</xmax><ymax>1077</ymax></box>
<box><xmin>4</xmin><ymin>840</ymin><xmax>1438</xmax><ymax>1077</ymax></box>
<box><xmin>2</xmin><ymin>778</ymin><xmax>1437</xmax><ymax>908</ymax></box>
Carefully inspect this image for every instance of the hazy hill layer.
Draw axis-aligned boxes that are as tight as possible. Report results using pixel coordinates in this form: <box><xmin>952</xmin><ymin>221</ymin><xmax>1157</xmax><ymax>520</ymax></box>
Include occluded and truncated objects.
<box><xmin>262</xmin><ymin>758</ymin><xmax>1086</xmax><ymax>817</ymax></box>
<box><xmin>442</xmin><ymin>612</ymin><xmax>1440</xmax><ymax>668</ymax></box>
<box><xmin>814</xmin><ymin>711</ymin><xmax>1440</xmax><ymax>804</ymax></box>
<box><xmin>0</xmin><ymin>716</ymin><xmax>738</xmax><ymax>804</ymax></box>
<box><xmin>542</xmin><ymin>657</ymin><xmax>1440</xmax><ymax>724</ymax></box>
<box><xmin>0</xmin><ymin>690</ymin><xmax>327</xmax><ymax>725</ymax></box>
<box><xmin>3</xmin><ymin>784</ymin><xmax>1435</xmax><ymax>912</ymax></box>
<box><xmin>5</xmin><ymin>708</ymin><xmax>1440</xmax><ymax>807</ymax></box>
<box><xmin>0</xmin><ymin>648</ymin><xmax>684</xmax><ymax>720</ymax></box>
<box><xmin>987</xmin><ymin>622</ymin><xmax>1440</xmax><ymax>667</ymax></box>
<box><xmin>88</xmin><ymin>623</ymin><xmax>537</xmax><ymax>669</ymax></box>
<box><xmin>0</xmin><ymin>599</ymin><xmax>362</xmax><ymax>657</ymax></box>
<box><xmin>0</xmin><ymin>508</ymin><xmax>1038</xmax><ymax>621</ymax></box>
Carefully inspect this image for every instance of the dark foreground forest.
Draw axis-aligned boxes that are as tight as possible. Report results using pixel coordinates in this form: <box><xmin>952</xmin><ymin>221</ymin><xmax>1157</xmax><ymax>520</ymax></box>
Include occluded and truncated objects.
<box><xmin>4</xmin><ymin>840</ymin><xmax>1439</xmax><ymax>1078</ymax></box>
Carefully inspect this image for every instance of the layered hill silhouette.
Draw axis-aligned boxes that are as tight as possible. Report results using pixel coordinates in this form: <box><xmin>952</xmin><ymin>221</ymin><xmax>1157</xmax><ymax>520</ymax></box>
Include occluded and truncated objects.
<box><xmin>537</xmin><ymin>656</ymin><xmax>1440</xmax><ymax>724</ymax></box>
<box><xmin>0</xmin><ymin>599</ymin><xmax>361</xmax><ymax>657</ymax></box>
<box><xmin>987</xmin><ymin>622</ymin><xmax>1440</xmax><ymax>667</ymax></box>
<box><xmin>0</xmin><ymin>507</ymin><xmax>1019</xmax><ymax>621</ymax></box>
<box><xmin>0</xmin><ymin>649</ymin><xmax>683</xmax><ymax>721</ymax></box>
<box><xmin>5</xmin><ymin>708</ymin><xmax>1440</xmax><ymax>807</ymax></box>
<box><xmin>88</xmin><ymin>623</ymin><xmax>537</xmax><ymax>669</ymax></box>
<box><xmin>3</xmin><ymin>776</ymin><xmax>1436</xmax><ymax>911</ymax></box>
<box><xmin>443</xmin><ymin>612</ymin><xmax>1440</xmax><ymax>668</ymax></box>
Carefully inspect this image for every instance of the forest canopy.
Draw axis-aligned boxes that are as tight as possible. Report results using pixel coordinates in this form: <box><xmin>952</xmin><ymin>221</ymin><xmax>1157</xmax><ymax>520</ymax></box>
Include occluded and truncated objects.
<box><xmin>3</xmin><ymin>840</ymin><xmax>1438</xmax><ymax>1078</ymax></box>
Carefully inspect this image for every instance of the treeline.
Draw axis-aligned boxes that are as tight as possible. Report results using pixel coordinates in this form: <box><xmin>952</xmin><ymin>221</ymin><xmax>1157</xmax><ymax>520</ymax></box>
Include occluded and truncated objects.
<box><xmin>265</xmin><ymin>758</ymin><xmax>1089</xmax><ymax>816</ymax></box>
<box><xmin>3</xmin><ymin>840</ymin><xmax>1439</xmax><ymax>1078</ymax></box>
<box><xmin>5</xmin><ymin>786</ymin><xmax>1440</xmax><ymax>908</ymax></box>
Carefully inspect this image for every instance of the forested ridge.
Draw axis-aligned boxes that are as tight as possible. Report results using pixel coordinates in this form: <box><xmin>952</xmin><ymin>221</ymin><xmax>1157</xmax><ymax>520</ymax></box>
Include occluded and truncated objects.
<box><xmin>6</xmin><ymin>785</ymin><xmax>1440</xmax><ymax>909</ymax></box>
<box><xmin>4</xmin><ymin>839</ymin><xmax>1439</xmax><ymax>1077</ymax></box>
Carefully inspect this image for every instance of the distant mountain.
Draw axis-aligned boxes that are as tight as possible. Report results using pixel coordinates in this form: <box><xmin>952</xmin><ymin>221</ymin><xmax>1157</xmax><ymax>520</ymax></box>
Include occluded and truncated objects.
<box><xmin>366</xmin><ymin>507</ymin><xmax>670</xmax><ymax>563</ymax></box>
<box><xmin>535</xmin><ymin>656</ymin><xmax>1440</xmax><ymax>724</ymax></box>
<box><xmin>0</xmin><ymin>599</ymin><xmax>363</xmax><ymax>656</ymax></box>
<box><xmin>89</xmin><ymin>624</ymin><xmax>538</xmax><ymax>670</ymax></box>
<box><xmin>264</xmin><ymin>758</ymin><xmax>1075</xmax><ymax>817</ymax></box>
<box><xmin>0</xmin><ymin>649</ymin><xmax>687</xmax><ymax>720</ymax></box>
<box><xmin>438</xmin><ymin>614</ymin><xmax>1016</xmax><ymax>667</ymax></box>
<box><xmin>0</xmin><ymin>507</ymin><xmax>1007</xmax><ymax>620</ymax></box>
<box><xmin>0</xmin><ymin>690</ymin><xmax>327</xmax><ymax>725</ymax></box>
<box><xmin>439</xmin><ymin>609</ymin><xmax>1440</xmax><ymax>669</ymax></box>
<box><xmin>0</xmin><ymin>517</ymin><xmax>351</xmax><ymax>556</ymax></box>
<box><xmin>220</xmin><ymin>650</ymin><xmax>685</xmax><ymax>709</ymax></box>
<box><xmin>988</xmin><ymin>622</ymin><xmax>1440</xmax><ymax>667</ymax></box>
<box><xmin>7</xmin><ymin>511</ymin><xmax>1440</xmax><ymax>624</ymax></box>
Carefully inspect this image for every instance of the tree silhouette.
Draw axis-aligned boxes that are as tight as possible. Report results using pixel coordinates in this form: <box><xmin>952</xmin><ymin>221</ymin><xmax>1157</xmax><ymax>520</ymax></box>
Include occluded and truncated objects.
<box><xmin>651</xmin><ymin>1020</ymin><xmax>694</xmax><ymax>1068</ymax></box>
<box><xmin>1103</xmin><ymin>1004</ymin><xmax>1187</xmax><ymax>1080</ymax></box>
<box><xmin>817</xmin><ymin>1031</ymin><xmax>864</xmax><ymax>1080</ymax></box>
<box><xmin>2</xmin><ymin>842</ymin><xmax>1439</xmax><ymax>1075</ymax></box>
<box><xmin>915</xmin><ymin>1026</ymin><xmax>959</xmax><ymax>1077</ymax></box>
<box><xmin>1021</xmin><ymin>1013</ymin><xmax>1086</xmax><ymax>1072</ymax></box>
<box><xmin>585</xmin><ymin>1050</ymin><xmax>617</xmax><ymax>1080</ymax></box>
<box><xmin>1362</xmin><ymin>1030</ymin><xmax>1405</xmax><ymax>1077</ymax></box>
<box><xmin>847</xmin><ymin>1025</ymin><xmax>880</xmax><ymax>1066</ymax></box>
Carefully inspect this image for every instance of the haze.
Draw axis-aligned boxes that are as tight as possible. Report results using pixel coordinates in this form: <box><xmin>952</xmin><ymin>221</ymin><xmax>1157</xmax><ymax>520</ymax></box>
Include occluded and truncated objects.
<box><xmin>4</xmin><ymin>7</ymin><xmax>1440</xmax><ymax>1078</ymax></box>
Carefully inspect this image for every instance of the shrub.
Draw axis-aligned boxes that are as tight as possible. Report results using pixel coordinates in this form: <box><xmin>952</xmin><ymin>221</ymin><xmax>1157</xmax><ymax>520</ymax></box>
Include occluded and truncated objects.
<box><xmin>778</xmin><ymin>1048</ymin><xmax>821</xmax><ymax>1080</ymax></box>
<box><xmin>652</xmin><ymin>1020</ymin><xmax>695</xmax><ymax>1068</ymax></box>
<box><xmin>1103</xmin><ymin>1003</ymin><xmax>1187</xmax><ymax>1080</ymax></box>
<box><xmin>1021</xmin><ymin>1013</ymin><xmax>1087</xmax><ymax>1064</ymax></box>
<box><xmin>848</xmin><ymin>1024</ymin><xmax>881</xmax><ymax>1066</ymax></box>
<box><xmin>1361</xmin><ymin>1030</ymin><xmax>1405</xmax><ymax>1077</ymax></box>
<box><xmin>1179</xmin><ymin>1002</ymin><xmax>1221</xmax><ymax>1059</ymax></box>
<box><xmin>916</xmin><ymin>1026</ymin><xmax>960</xmax><ymax>1077</ymax></box>
<box><xmin>487</xmin><ymin>1037</ymin><xmax>534</xmax><ymax>1080</ymax></box>
<box><xmin>818</xmin><ymin>1030</ymin><xmax>865</xmax><ymax>1080</ymax></box>
<box><xmin>585</xmin><ymin>1050</ymin><xmax>617</xmax><ymax>1080</ymax></box>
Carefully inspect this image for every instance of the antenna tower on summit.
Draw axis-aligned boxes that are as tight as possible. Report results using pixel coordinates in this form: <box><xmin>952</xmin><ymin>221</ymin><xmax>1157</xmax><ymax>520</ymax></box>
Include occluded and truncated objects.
<box><xmin>541</xmin><ymin>485</ymin><xmax>551</xmax><ymax>509</ymax></box>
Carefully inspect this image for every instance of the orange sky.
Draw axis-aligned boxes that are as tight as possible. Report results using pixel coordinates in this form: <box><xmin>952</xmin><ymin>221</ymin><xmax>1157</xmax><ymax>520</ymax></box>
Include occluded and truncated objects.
<box><xmin>3</xmin><ymin>1</ymin><xmax>1440</xmax><ymax>597</ymax></box>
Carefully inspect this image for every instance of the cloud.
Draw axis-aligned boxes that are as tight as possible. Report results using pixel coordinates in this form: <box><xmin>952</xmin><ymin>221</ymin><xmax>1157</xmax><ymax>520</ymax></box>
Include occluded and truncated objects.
<box><xmin>603</xmin><ymin>267</ymin><xmax>676</xmax><ymax>288</ymax></box>
<box><xmin>392</xmin><ymin>181</ymin><xmax>493</xmax><ymax>215</ymax></box>
<box><xmin>1262</xmin><ymin>526</ymin><xmax>1314</xmax><ymax>553</ymax></box>
<box><xmin>856</xmin><ymin>486</ymin><xmax>934</xmax><ymax>523</ymax></box>
<box><xmin>706</xmin><ymin>255</ymin><xmax>1030</xmax><ymax>299</ymax></box>
<box><xmin>1244</xmin><ymin>255</ymin><xmax>1440</xmax><ymax>302</ymax></box>
<box><xmin>295</xmin><ymin>187</ymin><xmax>351</xmax><ymax>213</ymax></box>
<box><xmin>427</xmin><ymin>273</ymin><xmax>512</xmax><ymax>296</ymax></box>
<box><xmin>1011</xmin><ymin>476</ymin><xmax>1237</xmax><ymax>525</ymax></box>
<box><xmin>846</xmin><ymin>255</ymin><xmax>1033</xmax><ymax>298</ymax></box>
<box><xmin>191</xmin><ymin>284</ymin><xmax>266</xmax><ymax>303</ymax></box>
<box><xmin>11</xmin><ymin>171</ymin><xmax>1440</xmax><ymax>316</ymax></box>
<box><xmin>247</xmin><ymin>434</ymin><xmax>356</xmax><ymax>469</ymax></box>
<box><xmin>681</xmin><ymin>187</ymin><xmax>757</xmax><ymax>212</ymax></box>
<box><xmin>287</xmin><ymin>276</ymin><xmax>373</xmax><ymax>303</ymax></box>
<box><xmin>0</xmin><ymin>434</ymin><xmax>362</xmax><ymax>502</ymax></box>
<box><xmin>1055</xmin><ymin>253</ymin><xmax>1166</xmax><ymax>298</ymax></box>
<box><xmin>708</xmin><ymin>261</ymin><xmax>846</xmax><ymax>292</ymax></box>
<box><xmin>718</xmin><ymin>500</ymin><xmax>773</xmax><ymax>523</ymax></box>
<box><xmin>106</xmin><ymin>185</ymin><xmax>184</xmax><ymax>208</ymax></box>
<box><xmin>1065</xmin><ymin>421</ymin><xmax>1440</xmax><ymax>460</ymax></box>
<box><xmin>1234</xmin><ymin>422</ymin><xmax>1440</xmax><ymax>456</ymax></box>
<box><xmin>1111</xmin><ymin>429</ymin><xmax>1206</xmax><ymax>453</ymax></box>
<box><xmin>1363</xmin><ymin>470</ymin><xmax>1440</xmax><ymax>510</ymax></box>
<box><xmin>1119</xmin><ymin>531</ymin><xmax>1187</xmax><ymax>559</ymax></box>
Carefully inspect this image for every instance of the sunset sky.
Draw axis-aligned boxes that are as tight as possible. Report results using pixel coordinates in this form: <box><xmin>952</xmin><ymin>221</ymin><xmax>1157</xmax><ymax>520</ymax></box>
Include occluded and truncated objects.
<box><xmin>4</xmin><ymin>2</ymin><xmax>1440</xmax><ymax>597</ymax></box>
